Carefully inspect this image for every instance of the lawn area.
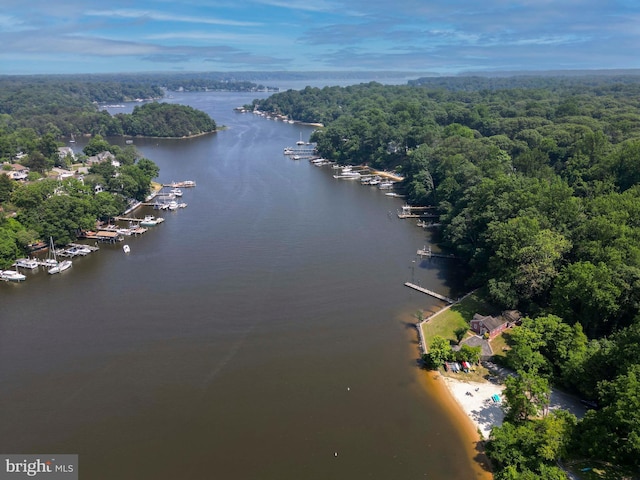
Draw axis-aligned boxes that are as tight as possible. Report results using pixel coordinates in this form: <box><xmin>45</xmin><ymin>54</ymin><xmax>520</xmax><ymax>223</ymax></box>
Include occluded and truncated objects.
<box><xmin>489</xmin><ymin>331</ymin><xmax>511</xmax><ymax>359</ymax></box>
<box><xmin>421</xmin><ymin>290</ymin><xmax>499</xmax><ymax>345</ymax></box>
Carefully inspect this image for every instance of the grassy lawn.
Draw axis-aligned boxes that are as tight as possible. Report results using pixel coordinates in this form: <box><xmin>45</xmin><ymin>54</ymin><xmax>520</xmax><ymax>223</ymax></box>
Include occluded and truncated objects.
<box><xmin>489</xmin><ymin>331</ymin><xmax>511</xmax><ymax>359</ymax></box>
<box><xmin>421</xmin><ymin>290</ymin><xmax>499</xmax><ymax>345</ymax></box>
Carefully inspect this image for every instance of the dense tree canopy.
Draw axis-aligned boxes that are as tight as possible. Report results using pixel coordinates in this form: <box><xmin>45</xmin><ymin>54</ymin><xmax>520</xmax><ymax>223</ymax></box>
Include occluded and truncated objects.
<box><xmin>254</xmin><ymin>74</ymin><xmax>640</xmax><ymax>475</ymax></box>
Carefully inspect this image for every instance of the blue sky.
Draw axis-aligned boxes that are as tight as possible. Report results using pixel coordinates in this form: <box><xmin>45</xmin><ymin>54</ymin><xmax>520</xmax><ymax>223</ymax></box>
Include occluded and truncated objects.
<box><xmin>1</xmin><ymin>0</ymin><xmax>639</xmax><ymax>75</ymax></box>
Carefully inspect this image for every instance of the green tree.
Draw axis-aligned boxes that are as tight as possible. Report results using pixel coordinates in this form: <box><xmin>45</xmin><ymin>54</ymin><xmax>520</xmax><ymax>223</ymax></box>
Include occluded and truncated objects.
<box><xmin>503</xmin><ymin>372</ymin><xmax>551</xmax><ymax>423</ymax></box>
<box><xmin>575</xmin><ymin>364</ymin><xmax>640</xmax><ymax>469</ymax></box>
<box><xmin>83</xmin><ymin>135</ymin><xmax>114</xmax><ymax>157</ymax></box>
<box><xmin>422</xmin><ymin>335</ymin><xmax>452</xmax><ymax>369</ymax></box>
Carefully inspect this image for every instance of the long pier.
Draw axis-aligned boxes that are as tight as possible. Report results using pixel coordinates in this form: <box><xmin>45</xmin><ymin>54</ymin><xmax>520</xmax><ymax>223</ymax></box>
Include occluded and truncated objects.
<box><xmin>404</xmin><ymin>282</ymin><xmax>455</xmax><ymax>304</ymax></box>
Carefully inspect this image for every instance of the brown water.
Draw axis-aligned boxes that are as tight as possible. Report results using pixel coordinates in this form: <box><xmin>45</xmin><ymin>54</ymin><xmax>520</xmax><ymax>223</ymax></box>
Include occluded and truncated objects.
<box><xmin>0</xmin><ymin>90</ymin><xmax>488</xmax><ymax>479</ymax></box>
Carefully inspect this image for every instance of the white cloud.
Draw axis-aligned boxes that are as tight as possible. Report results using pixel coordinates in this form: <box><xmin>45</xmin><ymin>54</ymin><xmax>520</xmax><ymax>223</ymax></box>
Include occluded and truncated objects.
<box><xmin>85</xmin><ymin>8</ymin><xmax>261</xmax><ymax>27</ymax></box>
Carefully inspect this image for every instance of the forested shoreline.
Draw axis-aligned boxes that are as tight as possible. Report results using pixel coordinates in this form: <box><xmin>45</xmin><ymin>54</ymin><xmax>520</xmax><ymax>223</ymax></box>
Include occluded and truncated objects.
<box><xmin>253</xmin><ymin>76</ymin><xmax>640</xmax><ymax>479</ymax></box>
<box><xmin>0</xmin><ymin>77</ymin><xmax>218</xmax><ymax>261</ymax></box>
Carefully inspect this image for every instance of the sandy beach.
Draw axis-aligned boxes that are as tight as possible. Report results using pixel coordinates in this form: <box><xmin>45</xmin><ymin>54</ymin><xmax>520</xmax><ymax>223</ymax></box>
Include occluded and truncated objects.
<box><xmin>441</xmin><ymin>376</ymin><xmax>505</xmax><ymax>439</ymax></box>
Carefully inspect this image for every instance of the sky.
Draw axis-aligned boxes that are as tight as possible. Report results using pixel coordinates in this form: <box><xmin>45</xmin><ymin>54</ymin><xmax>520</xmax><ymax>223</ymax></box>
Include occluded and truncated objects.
<box><xmin>1</xmin><ymin>0</ymin><xmax>639</xmax><ymax>75</ymax></box>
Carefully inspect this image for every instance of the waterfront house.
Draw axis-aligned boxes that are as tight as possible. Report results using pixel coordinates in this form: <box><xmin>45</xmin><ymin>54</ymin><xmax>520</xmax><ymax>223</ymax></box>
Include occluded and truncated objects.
<box><xmin>2</xmin><ymin>163</ymin><xmax>29</xmax><ymax>181</ymax></box>
<box><xmin>470</xmin><ymin>310</ymin><xmax>521</xmax><ymax>339</ymax></box>
<box><xmin>57</xmin><ymin>146</ymin><xmax>76</xmax><ymax>163</ymax></box>
<box><xmin>86</xmin><ymin>151</ymin><xmax>116</xmax><ymax>166</ymax></box>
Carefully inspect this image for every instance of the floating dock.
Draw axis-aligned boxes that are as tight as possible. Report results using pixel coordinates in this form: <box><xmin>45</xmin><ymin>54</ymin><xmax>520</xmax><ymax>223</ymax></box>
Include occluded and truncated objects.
<box><xmin>404</xmin><ymin>282</ymin><xmax>455</xmax><ymax>304</ymax></box>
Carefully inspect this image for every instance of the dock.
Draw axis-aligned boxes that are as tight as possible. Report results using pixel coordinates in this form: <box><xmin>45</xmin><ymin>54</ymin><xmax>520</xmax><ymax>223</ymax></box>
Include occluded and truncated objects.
<box><xmin>404</xmin><ymin>282</ymin><xmax>455</xmax><ymax>304</ymax></box>
<box><xmin>417</xmin><ymin>245</ymin><xmax>457</xmax><ymax>259</ymax></box>
<box><xmin>398</xmin><ymin>205</ymin><xmax>439</xmax><ymax>219</ymax></box>
<box><xmin>162</xmin><ymin>180</ymin><xmax>196</xmax><ymax>188</ymax></box>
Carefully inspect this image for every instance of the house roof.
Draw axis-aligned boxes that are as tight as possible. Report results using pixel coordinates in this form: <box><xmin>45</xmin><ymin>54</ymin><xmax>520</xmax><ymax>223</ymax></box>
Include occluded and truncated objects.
<box><xmin>472</xmin><ymin>313</ymin><xmax>506</xmax><ymax>332</ymax></box>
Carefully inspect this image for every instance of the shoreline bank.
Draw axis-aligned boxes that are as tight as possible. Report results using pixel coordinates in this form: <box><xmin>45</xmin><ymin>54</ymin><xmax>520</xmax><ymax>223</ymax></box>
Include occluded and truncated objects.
<box><xmin>411</xmin><ymin>344</ymin><xmax>495</xmax><ymax>479</ymax></box>
<box><xmin>403</xmin><ymin>302</ymin><xmax>496</xmax><ymax>479</ymax></box>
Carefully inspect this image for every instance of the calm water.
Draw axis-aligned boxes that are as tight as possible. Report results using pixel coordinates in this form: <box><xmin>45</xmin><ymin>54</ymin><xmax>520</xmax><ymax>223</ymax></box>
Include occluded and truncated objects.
<box><xmin>0</xmin><ymin>90</ymin><xmax>479</xmax><ymax>479</ymax></box>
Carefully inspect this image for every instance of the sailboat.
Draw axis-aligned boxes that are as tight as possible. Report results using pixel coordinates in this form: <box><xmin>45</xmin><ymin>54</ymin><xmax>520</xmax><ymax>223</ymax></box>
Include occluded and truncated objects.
<box><xmin>47</xmin><ymin>237</ymin><xmax>72</xmax><ymax>274</ymax></box>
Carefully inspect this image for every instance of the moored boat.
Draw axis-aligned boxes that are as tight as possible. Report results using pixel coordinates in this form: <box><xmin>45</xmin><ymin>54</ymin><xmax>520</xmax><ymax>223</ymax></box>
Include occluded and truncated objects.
<box><xmin>48</xmin><ymin>260</ymin><xmax>72</xmax><ymax>275</ymax></box>
<box><xmin>140</xmin><ymin>215</ymin><xmax>164</xmax><ymax>226</ymax></box>
<box><xmin>1</xmin><ymin>269</ymin><xmax>26</xmax><ymax>282</ymax></box>
<box><xmin>15</xmin><ymin>258</ymin><xmax>39</xmax><ymax>269</ymax></box>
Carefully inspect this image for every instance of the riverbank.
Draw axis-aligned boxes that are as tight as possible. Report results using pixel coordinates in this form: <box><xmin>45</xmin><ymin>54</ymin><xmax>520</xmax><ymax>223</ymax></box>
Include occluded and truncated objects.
<box><xmin>413</xmin><ymin>357</ymin><xmax>495</xmax><ymax>479</ymax></box>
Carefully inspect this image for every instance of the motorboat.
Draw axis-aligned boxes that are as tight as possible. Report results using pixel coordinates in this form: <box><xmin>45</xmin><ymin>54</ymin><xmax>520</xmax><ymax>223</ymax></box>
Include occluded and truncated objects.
<box><xmin>333</xmin><ymin>171</ymin><xmax>361</xmax><ymax>180</ymax></box>
<box><xmin>1</xmin><ymin>270</ymin><xmax>26</xmax><ymax>282</ymax></box>
<box><xmin>170</xmin><ymin>188</ymin><xmax>183</xmax><ymax>197</ymax></box>
<box><xmin>167</xmin><ymin>201</ymin><xmax>179</xmax><ymax>211</ymax></box>
<box><xmin>15</xmin><ymin>258</ymin><xmax>39</xmax><ymax>269</ymax></box>
<box><xmin>65</xmin><ymin>246</ymin><xmax>88</xmax><ymax>256</ymax></box>
<box><xmin>48</xmin><ymin>260</ymin><xmax>72</xmax><ymax>275</ymax></box>
<box><xmin>123</xmin><ymin>244</ymin><xmax>131</xmax><ymax>254</ymax></box>
<box><xmin>140</xmin><ymin>215</ymin><xmax>164</xmax><ymax>226</ymax></box>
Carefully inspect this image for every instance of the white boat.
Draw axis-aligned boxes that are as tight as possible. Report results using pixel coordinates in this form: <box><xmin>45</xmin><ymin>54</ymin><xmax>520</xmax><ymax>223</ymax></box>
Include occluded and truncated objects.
<box><xmin>65</xmin><ymin>246</ymin><xmax>88</xmax><ymax>256</ymax></box>
<box><xmin>170</xmin><ymin>188</ymin><xmax>183</xmax><ymax>197</ymax></box>
<box><xmin>378</xmin><ymin>180</ymin><xmax>395</xmax><ymax>189</ymax></box>
<box><xmin>123</xmin><ymin>244</ymin><xmax>131</xmax><ymax>253</ymax></box>
<box><xmin>140</xmin><ymin>215</ymin><xmax>163</xmax><ymax>226</ymax></box>
<box><xmin>15</xmin><ymin>258</ymin><xmax>39</xmax><ymax>269</ymax></box>
<box><xmin>333</xmin><ymin>171</ymin><xmax>361</xmax><ymax>180</ymax></box>
<box><xmin>48</xmin><ymin>260</ymin><xmax>72</xmax><ymax>274</ymax></box>
<box><xmin>1</xmin><ymin>269</ymin><xmax>26</xmax><ymax>282</ymax></box>
<box><xmin>167</xmin><ymin>201</ymin><xmax>179</xmax><ymax>210</ymax></box>
<box><xmin>47</xmin><ymin>237</ymin><xmax>72</xmax><ymax>274</ymax></box>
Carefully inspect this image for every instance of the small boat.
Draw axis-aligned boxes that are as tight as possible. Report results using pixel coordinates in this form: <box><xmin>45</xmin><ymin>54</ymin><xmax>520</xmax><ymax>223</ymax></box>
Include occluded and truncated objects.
<box><xmin>48</xmin><ymin>260</ymin><xmax>72</xmax><ymax>275</ymax></box>
<box><xmin>170</xmin><ymin>188</ymin><xmax>183</xmax><ymax>197</ymax></box>
<box><xmin>15</xmin><ymin>258</ymin><xmax>39</xmax><ymax>269</ymax></box>
<box><xmin>140</xmin><ymin>215</ymin><xmax>164</xmax><ymax>226</ymax></box>
<box><xmin>1</xmin><ymin>269</ymin><xmax>26</xmax><ymax>282</ymax></box>
<box><xmin>46</xmin><ymin>237</ymin><xmax>72</xmax><ymax>274</ymax></box>
<box><xmin>167</xmin><ymin>201</ymin><xmax>179</xmax><ymax>210</ymax></box>
<box><xmin>123</xmin><ymin>245</ymin><xmax>131</xmax><ymax>254</ymax></box>
<box><xmin>65</xmin><ymin>246</ymin><xmax>88</xmax><ymax>256</ymax></box>
<box><xmin>333</xmin><ymin>171</ymin><xmax>361</xmax><ymax>180</ymax></box>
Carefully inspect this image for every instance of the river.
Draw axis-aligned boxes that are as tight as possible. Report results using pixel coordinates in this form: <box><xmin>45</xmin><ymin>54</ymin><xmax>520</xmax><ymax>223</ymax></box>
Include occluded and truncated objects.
<box><xmin>0</xmin><ymin>85</ymin><xmax>488</xmax><ymax>479</ymax></box>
